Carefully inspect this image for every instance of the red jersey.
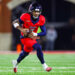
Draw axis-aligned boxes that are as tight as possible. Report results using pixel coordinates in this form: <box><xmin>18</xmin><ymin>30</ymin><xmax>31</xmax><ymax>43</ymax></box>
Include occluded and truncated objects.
<box><xmin>20</xmin><ymin>13</ymin><xmax>46</xmax><ymax>52</ymax></box>
<box><xmin>20</xmin><ymin>13</ymin><xmax>45</xmax><ymax>36</ymax></box>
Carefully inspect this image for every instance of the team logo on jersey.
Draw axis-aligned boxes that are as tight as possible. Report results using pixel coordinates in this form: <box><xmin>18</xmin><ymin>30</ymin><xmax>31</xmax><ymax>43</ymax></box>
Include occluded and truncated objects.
<box><xmin>29</xmin><ymin>26</ymin><xmax>36</xmax><ymax>31</ymax></box>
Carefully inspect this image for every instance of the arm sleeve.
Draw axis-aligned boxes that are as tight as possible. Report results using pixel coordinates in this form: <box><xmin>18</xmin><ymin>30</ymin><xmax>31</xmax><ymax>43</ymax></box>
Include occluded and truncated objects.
<box><xmin>37</xmin><ymin>25</ymin><xmax>46</xmax><ymax>36</ymax></box>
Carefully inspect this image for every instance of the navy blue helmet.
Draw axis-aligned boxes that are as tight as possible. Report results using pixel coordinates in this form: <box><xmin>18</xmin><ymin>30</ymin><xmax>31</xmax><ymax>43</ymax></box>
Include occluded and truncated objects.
<box><xmin>29</xmin><ymin>2</ymin><xmax>42</xmax><ymax>13</ymax></box>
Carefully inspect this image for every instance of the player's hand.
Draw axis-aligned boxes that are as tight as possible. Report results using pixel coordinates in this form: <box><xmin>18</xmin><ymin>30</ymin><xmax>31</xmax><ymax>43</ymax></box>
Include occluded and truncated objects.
<box><xmin>21</xmin><ymin>28</ymin><xmax>29</xmax><ymax>36</ymax></box>
<box><xmin>28</xmin><ymin>33</ymin><xmax>37</xmax><ymax>40</ymax></box>
<box><xmin>28</xmin><ymin>33</ymin><xmax>34</xmax><ymax>38</ymax></box>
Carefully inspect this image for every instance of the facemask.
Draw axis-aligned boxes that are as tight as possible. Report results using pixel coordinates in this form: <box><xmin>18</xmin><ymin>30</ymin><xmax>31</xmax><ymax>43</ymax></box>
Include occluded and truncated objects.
<box><xmin>33</xmin><ymin>15</ymin><xmax>39</xmax><ymax>19</ymax></box>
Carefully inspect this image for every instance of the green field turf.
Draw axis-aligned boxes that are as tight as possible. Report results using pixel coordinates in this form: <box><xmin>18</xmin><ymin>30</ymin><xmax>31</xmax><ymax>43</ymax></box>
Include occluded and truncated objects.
<box><xmin>0</xmin><ymin>53</ymin><xmax>75</xmax><ymax>75</ymax></box>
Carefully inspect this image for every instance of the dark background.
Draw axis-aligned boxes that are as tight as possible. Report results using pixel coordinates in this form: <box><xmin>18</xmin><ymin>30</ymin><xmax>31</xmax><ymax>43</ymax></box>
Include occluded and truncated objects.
<box><xmin>11</xmin><ymin>0</ymin><xmax>75</xmax><ymax>50</ymax></box>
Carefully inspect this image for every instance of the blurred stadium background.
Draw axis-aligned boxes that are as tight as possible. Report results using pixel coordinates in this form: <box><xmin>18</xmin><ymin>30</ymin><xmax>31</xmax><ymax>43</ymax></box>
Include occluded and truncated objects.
<box><xmin>0</xmin><ymin>0</ymin><xmax>75</xmax><ymax>51</ymax></box>
<box><xmin>0</xmin><ymin>0</ymin><xmax>75</xmax><ymax>75</ymax></box>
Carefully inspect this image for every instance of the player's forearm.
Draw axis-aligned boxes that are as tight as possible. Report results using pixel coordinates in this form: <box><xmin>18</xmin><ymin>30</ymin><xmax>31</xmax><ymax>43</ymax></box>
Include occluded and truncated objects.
<box><xmin>37</xmin><ymin>25</ymin><xmax>46</xmax><ymax>36</ymax></box>
<box><xmin>37</xmin><ymin>32</ymin><xmax>46</xmax><ymax>36</ymax></box>
<box><xmin>12</xmin><ymin>19</ymin><xmax>21</xmax><ymax>31</ymax></box>
<box><xmin>13</xmin><ymin>19</ymin><xmax>20</xmax><ymax>28</ymax></box>
<box><xmin>17</xmin><ymin>26</ymin><xmax>24</xmax><ymax>31</ymax></box>
<box><xmin>13</xmin><ymin>19</ymin><xmax>29</xmax><ymax>35</ymax></box>
<box><xmin>13</xmin><ymin>19</ymin><xmax>23</xmax><ymax>31</ymax></box>
<box><xmin>32</xmin><ymin>31</ymin><xmax>46</xmax><ymax>37</ymax></box>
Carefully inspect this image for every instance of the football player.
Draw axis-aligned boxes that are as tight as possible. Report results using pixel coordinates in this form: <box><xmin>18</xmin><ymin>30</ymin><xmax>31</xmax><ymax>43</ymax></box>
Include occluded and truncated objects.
<box><xmin>12</xmin><ymin>2</ymin><xmax>52</xmax><ymax>73</ymax></box>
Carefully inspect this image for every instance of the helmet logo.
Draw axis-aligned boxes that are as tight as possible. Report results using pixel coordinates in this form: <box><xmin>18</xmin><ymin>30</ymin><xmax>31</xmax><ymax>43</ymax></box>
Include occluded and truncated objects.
<box><xmin>35</xmin><ymin>9</ymin><xmax>40</xmax><ymax>11</ymax></box>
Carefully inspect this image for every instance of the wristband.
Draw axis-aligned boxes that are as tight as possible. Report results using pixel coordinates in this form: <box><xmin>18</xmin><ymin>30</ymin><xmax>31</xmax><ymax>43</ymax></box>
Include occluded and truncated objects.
<box><xmin>32</xmin><ymin>32</ymin><xmax>37</xmax><ymax>36</ymax></box>
<box><xmin>13</xmin><ymin>23</ymin><xmax>19</xmax><ymax>28</ymax></box>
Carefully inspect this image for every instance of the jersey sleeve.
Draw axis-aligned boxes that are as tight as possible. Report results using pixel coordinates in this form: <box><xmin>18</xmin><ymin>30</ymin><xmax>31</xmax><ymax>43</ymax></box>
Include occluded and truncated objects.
<box><xmin>40</xmin><ymin>15</ymin><xmax>46</xmax><ymax>26</ymax></box>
